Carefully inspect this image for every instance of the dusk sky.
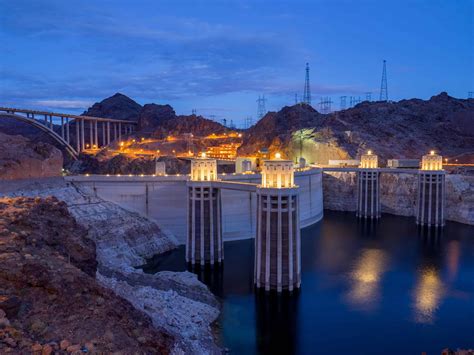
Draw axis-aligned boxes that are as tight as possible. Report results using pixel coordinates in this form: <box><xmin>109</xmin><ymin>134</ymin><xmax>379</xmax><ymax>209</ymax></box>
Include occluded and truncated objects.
<box><xmin>1</xmin><ymin>0</ymin><xmax>473</xmax><ymax>125</ymax></box>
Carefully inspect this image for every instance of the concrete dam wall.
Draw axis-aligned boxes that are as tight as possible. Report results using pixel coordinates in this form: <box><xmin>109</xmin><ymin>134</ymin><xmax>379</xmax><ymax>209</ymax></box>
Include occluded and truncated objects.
<box><xmin>67</xmin><ymin>168</ymin><xmax>324</xmax><ymax>243</ymax></box>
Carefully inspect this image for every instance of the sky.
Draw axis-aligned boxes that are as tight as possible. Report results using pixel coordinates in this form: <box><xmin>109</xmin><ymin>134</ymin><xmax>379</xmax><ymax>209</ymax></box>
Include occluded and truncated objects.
<box><xmin>0</xmin><ymin>0</ymin><xmax>473</xmax><ymax>126</ymax></box>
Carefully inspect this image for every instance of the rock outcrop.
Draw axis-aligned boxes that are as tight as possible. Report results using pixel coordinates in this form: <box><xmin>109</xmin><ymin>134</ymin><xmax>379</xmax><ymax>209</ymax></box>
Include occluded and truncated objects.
<box><xmin>82</xmin><ymin>93</ymin><xmax>142</xmax><ymax>121</ymax></box>
<box><xmin>322</xmin><ymin>171</ymin><xmax>474</xmax><ymax>225</ymax></box>
<box><xmin>138</xmin><ymin>104</ymin><xmax>176</xmax><ymax>131</ymax></box>
<box><xmin>0</xmin><ymin>133</ymin><xmax>63</xmax><ymax>180</ymax></box>
<box><xmin>2</xmin><ymin>178</ymin><xmax>221</xmax><ymax>353</ymax></box>
<box><xmin>239</xmin><ymin>93</ymin><xmax>474</xmax><ymax>163</ymax></box>
<box><xmin>0</xmin><ymin>196</ymin><xmax>174</xmax><ymax>353</ymax></box>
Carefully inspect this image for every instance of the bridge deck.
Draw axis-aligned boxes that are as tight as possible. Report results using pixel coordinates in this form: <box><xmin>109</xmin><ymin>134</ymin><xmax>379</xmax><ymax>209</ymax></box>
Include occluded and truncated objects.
<box><xmin>0</xmin><ymin>107</ymin><xmax>137</xmax><ymax>124</ymax></box>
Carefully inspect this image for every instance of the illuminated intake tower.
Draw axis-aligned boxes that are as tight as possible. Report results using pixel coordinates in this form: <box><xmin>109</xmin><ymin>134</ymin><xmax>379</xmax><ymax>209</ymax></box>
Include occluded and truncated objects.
<box><xmin>186</xmin><ymin>154</ymin><xmax>223</xmax><ymax>265</ymax></box>
<box><xmin>416</xmin><ymin>151</ymin><xmax>445</xmax><ymax>227</ymax></box>
<box><xmin>255</xmin><ymin>154</ymin><xmax>301</xmax><ymax>292</ymax></box>
<box><xmin>357</xmin><ymin>150</ymin><xmax>381</xmax><ymax>219</ymax></box>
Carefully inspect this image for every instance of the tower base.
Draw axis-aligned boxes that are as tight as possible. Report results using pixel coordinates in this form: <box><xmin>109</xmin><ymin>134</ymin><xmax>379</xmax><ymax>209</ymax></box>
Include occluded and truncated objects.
<box><xmin>186</xmin><ymin>182</ymin><xmax>223</xmax><ymax>265</ymax></box>
<box><xmin>254</xmin><ymin>187</ymin><xmax>301</xmax><ymax>292</ymax></box>
<box><xmin>357</xmin><ymin>169</ymin><xmax>381</xmax><ymax>219</ymax></box>
<box><xmin>416</xmin><ymin>171</ymin><xmax>445</xmax><ymax>227</ymax></box>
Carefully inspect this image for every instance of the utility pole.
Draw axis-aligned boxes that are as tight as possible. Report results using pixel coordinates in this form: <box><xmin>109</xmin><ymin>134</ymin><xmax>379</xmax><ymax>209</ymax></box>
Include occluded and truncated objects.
<box><xmin>340</xmin><ymin>96</ymin><xmax>347</xmax><ymax>110</ymax></box>
<box><xmin>256</xmin><ymin>95</ymin><xmax>267</xmax><ymax>119</ymax></box>
<box><xmin>303</xmin><ymin>63</ymin><xmax>311</xmax><ymax>105</ymax></box>
<box><xmin>379</xmin><ymin>60</ymin><xmax>388</xmax><ymax>101</ymax></box>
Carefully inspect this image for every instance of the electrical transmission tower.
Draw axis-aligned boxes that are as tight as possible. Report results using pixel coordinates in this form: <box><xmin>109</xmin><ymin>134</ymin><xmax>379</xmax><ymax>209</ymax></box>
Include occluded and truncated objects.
<box><xmin>340</xmin><ymin>96</ymin><xmax>347</xmax><ymax>110</ymax></box>
<box><xmin>469</xmin><ymin>91</ymin><xmax>473</xmax><ymax>99</ymax></box>
<box><xmin>379</xmin><ymin>60</ymin><xmax>388</xmax><ymax>101</ymax></box>
<box><xmin>319</xmin><ymin>97</ymin><xmax>333</xmax><ymax>113</ymax></box>
<box><xmin>365</xmin><ymin>92</ymin><xmax>372</xmax><ymax>101</ymax></box>
<box><xmin>256</xmin><ymin>95</ymin><xmax>267</xmax><ymax>119</ymax></box>
<box><xmin>303</xmin><ymin>63</ymin><xmax>311</xmax><ymax>105</ymax></box>
<box><xmin>191</xmin><ymin>109</ymin><xmax>197</xmax><ymax>115</ymax></box>
<box><xmin>294</xmin><ymin>93</ymin><xmax>298</xmax><ymax>105</ymax></box>
<box><xmin>245</xmin><ymin>117</ymin><xmax>253</xmax><ymax>129</ymax></box>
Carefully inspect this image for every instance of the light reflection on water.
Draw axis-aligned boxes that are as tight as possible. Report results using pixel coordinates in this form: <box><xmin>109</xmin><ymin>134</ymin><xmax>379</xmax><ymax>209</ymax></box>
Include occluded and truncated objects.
<box><xmin>345</xmin><ymin>248</ymin><xmax>388</xmax><ymax>312</ymax></box>
<box><xmin>413</xmin><ymin>266</ymin><xmax>445</xmax><ymax>324</ymax></box>
<box><xmin>143</xmin><ymin>211</ymin><xmax>474</xmax><ymax>355</ymax></box>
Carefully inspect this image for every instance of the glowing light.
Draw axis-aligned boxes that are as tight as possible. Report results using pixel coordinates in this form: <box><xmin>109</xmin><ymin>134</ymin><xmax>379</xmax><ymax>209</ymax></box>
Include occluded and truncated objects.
<box><xmin>413</xmin><ymin>267</ymin><xmax>444</xmax><ymax>324</ymax></box>
<box><xmin>106</xmin><ymin>174</ymin><xmax>110</xmax><ymax>177</ymax></box>
<box><xmin>367</xmin><ymin>150</ymin><xmax>372</xmax><ymax>155</ymax></box>
<box><xmin>120</xmin><ymin>142</ymin><xmax>124</xmax><ymax>147</ymax></box>
<box><xmin>85</xmin><ymin>173</ymin><xmax>90</xmax><ymax>177</ymax></box>
<box><xmin>141</xmin><ymin>137</ymin><xmax>145</xmax><ymax>141</ymax></box>
<box><xmin>140</xmin><ymin>174</ymin><xmax>144</xmax><ymax>177</ymax></box>
<box><xmin>128</xmin><ymin>174</ymin><xmax>132</xmax><ymax>177</ymax></box>
<box><xmin>345</xmin><ymin>249</ymin><xmax>388</xmax><ymax>312</ymax></box>
<box><xmin>275</xmin><ymin>152</ymin><xmax>281</xmax><ymax>159</ymax></box>
<box><xmin>201</xmin><ymin>152</ymin><xmax>207</xmax><ymax>158</ymax></box>
<box><xmin>421</xmin><ymin>151</ymin><xmax>443</xmax><ymax>170</ymax></box>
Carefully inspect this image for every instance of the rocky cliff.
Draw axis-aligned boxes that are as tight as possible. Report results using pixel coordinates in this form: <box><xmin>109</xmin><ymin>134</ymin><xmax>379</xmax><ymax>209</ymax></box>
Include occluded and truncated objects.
<box><xmin>239</xmin><ymin>93</ymin><xmax>474</xmax><ymax>163</ymax></box>
<box><xmin>0</xmin><ymin>132</ymin><xmax>63</xmax><ymax>180</ymax></box>
<box><xmin>322</xmin><ymin>171</ymin><xmax>474</xmax><ymax>225</ymax></box>
<box><xmin>0</xmin><ymin>196</ymin><xmax>174</xmax><ymax>353</ymax></box>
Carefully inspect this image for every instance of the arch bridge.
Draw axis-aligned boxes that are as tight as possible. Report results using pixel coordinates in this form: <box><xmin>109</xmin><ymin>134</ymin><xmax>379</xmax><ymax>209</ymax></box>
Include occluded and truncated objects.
<box><xmin>0</xmin><ymin>107</ymin><xmax>137</xmax><ymax>159</ymax></box>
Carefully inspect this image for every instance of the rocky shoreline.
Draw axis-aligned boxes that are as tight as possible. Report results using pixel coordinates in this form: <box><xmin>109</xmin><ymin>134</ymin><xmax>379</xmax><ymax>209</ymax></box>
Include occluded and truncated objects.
<box><xmin>322</xmin><ymin>171</ymin><xmax>474</xmax><ymax>225</ymax></box>
<box><xmin>0</xmin><ymin>178</ymin><xmax>222</xmax><ymax>354</ymax></box>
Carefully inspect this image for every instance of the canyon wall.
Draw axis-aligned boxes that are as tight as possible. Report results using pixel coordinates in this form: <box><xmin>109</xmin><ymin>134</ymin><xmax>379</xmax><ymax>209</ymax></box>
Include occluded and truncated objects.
<box><xmin>323</xmin><ymin>172</ymin><xmax>474</xmax><ymax>225</ymax></box>
<box><xmin>0</xmin><ymin>132</ymin><xmax>63</xmax><ymax>180</ymax></box>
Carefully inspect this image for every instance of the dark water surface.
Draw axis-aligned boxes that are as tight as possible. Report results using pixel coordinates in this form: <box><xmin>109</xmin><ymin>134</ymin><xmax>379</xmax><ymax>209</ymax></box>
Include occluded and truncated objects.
<box><xmin>143</xmin><ymin>211</ymin><xmax>474</xmax><ymax>355</ymax></box>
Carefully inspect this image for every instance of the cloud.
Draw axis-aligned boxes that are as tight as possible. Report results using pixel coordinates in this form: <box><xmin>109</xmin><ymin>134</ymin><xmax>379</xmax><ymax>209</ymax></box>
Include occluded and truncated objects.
<box><xmin>31</xmin><ymin>99</ymin><xmax>94</xmax><ymax>109</ymax></box>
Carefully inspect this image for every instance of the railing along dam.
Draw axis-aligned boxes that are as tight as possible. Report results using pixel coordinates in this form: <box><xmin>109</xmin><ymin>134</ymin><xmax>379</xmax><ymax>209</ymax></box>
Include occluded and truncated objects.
<box><xmin>66</xmin><ymin>168</ymin><xmax>324</xmax><ymax>244</ymax></box>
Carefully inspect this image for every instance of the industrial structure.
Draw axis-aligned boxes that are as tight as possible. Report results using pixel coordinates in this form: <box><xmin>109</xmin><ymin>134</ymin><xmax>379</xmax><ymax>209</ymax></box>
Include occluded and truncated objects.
<box><xmin>255</xmin><ymin>154</ymin><xmax>301</xmax><ymax>292</ymax></box>
<box><xmin>257</xmin><ymin>95</ymin><xmax>267</xmax><ymax>119</ymax></box>
<box><xmin>379</xmin><ymin>60</ymin><xmax>389</xmax><ymax>101</ymax></box>
<box><xmin>416</xmin><ymin>151</ymin><xmax>445</xmax><ymax>227</ymax></box>
<box><xmin>303</xmin><ymin>63</ymin><xmax>311</xmax><ymax>105</ymax></box>
<box><xmin>357</xmin><ymin>150</ymin><xmax>381</xmax><ymax>219</ymax></box>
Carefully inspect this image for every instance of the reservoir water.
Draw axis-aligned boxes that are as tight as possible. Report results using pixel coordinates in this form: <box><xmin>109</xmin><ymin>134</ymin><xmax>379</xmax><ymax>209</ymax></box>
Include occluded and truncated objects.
<box><xmin>143</xmin><ymin>211</ymin><xmax>474</xmax><ymax>354</ymax></box>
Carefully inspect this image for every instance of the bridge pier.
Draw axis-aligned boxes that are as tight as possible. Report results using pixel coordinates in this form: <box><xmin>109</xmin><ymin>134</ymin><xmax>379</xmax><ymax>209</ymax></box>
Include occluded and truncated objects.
<box><xmin>186</xmin><ymin>155</ymin><xmax>223</xmax><ymax>266</ymax></box>
<box><xmin>255</xmin><ymin>155</ymin><xmax>301</xmax><ymax>292</ymax></box>
<box><xmin>80</xmin><ymin>119</ymin><xmax>85</xmax><ymax>152</ymax></box>
<box><xmin>66</xmin><ymin>118</ymin><xmax>70</xmax><ymax>143</ymax></box>
<box><xmin>416</xmin><ymin>152</ymin><xmax>445</xmax><ymax>227</ymax></box>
